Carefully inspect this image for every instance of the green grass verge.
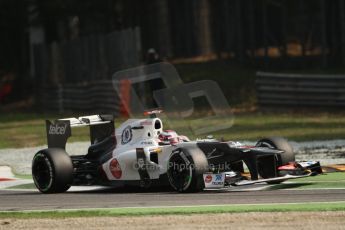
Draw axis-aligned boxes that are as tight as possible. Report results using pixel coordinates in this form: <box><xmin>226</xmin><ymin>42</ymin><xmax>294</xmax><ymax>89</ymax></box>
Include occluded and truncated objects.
<box><xmin>170</xmin><ymin>112</ymin><xmax>345</xmax><ymax>141</ymax></box>
<box><xmin>1</xmin><ymin>111</ymin><xmax>345</xmax><ymax>148</ymax></box>
<box><xmin>0</xmin><ymin>113</ymin><xmax>102</xmax><ymax>148</ymax></box>
<box><xmin>13</xmin><ymin>173</ymin><xmax>32</xmax><ymax>180</ymax></box>
<box><xmin>1</xmin><ymin>202</ymin><xmax>345</xmax><ymax>218</ymax></box>
<box><xmin>6</xmin><ymin>183</ymin><xmax>35</xmax><ymax>190</ymax></box>
<box><xmin>267</xmin><ymin>172</ymin><xmax>345</xmax><ymax>190</ymax></box>
<box><xmin>292</xmin><ymin>172</ymin><xmax>345</xmax><ymax>182</ymax></box>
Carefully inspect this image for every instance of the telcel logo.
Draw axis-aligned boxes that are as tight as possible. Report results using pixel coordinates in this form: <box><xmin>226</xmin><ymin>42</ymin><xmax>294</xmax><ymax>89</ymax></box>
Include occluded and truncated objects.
<box><xmin>49</xmin><ymin>124</ymin><xmax>67</xmax><ymax>135</ymax></box>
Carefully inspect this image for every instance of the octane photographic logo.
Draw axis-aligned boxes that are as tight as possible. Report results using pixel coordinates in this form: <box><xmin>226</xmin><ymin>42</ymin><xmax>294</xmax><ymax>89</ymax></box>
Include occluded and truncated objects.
<box><xmin>112</xmin><ymin>62</ymin><xmax>234</xmax><ymax>136</ymax></box>
<box><xmin>132</xmin><ymin>159</ymin><xmax>159</xmax><ymax>171</ymax></box>
<box><xmin>167</xmin><ymin>161</ymin><xmax>232</xmax><ymax>172</ymax></box>
<box><xmin>48</xmin><ymin>123</ymin><xmax>67</xmax><ymax>135</ymax></box>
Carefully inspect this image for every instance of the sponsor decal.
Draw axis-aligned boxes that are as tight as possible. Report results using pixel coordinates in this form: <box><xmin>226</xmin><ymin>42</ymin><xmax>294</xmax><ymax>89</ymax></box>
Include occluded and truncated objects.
<box><xmin>203</xmin><ymin>173</ymin><xmax>225</xmax><ymax>188</ymax></box>
<box><xmin>215</xmin><ymin>174</ymin><xmax>223</xmax><ymax>181</ymax></box>
<box><xmin>109</xmin><ymin>158</ymin><xmax>122</xmax><ymax>179</ymax></box>
<box><xmin>48</xmin><ymin>123</ymin><xmax>67</xmax><ymax>135</ymax></box>
<box><xmin>141</xmin><ymin>141</ymin><xmax>153</xmax><ymax>145</ymax></box>
<box><xmin>204</xmin><ymin>174</ymin><xmax>212</xmax><ymax>183</ymax></box>
<box><xmin>121</xmin><ymin>126</ymin><xmax>132</xmax><ymax>144</ymax></box>
<box><xmin>140</xmin><ymin>121</ymin><xmax>152</xmax><ymax>126</ymax></box>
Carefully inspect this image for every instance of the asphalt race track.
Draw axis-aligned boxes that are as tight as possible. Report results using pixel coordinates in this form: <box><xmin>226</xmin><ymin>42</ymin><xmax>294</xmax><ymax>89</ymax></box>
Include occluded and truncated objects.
<box><xmin>1</xmin><ymin>188</ymin><xmax>345</xmax><ymax>211</ymax></box>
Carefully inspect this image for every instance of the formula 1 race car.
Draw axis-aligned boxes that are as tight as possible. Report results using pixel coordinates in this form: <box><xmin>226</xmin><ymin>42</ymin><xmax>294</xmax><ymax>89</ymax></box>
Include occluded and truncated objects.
<box><xmin>32</xmin><ymin>111</ymin><xmax>322</xmax><ymax>193</ymax></box>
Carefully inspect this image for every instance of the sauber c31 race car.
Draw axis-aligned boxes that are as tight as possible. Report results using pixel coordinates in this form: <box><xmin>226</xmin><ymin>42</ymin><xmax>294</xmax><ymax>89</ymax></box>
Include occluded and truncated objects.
<box><xmin>32</xmin><ymin>111</ymin><xmax>322</xmax><ymax>193</ymax></box>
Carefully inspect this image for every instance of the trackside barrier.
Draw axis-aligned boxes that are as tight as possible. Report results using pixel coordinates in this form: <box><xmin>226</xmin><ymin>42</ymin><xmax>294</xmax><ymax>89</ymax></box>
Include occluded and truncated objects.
<box><xmin>256</xmin><ymin>72</ymin><xmax>345</xmax><ymax>108</ymax></box>
<box><xmin>37</xmin><ymin>81</ymin><xmax>120</xmax><ymax>115</ymax></box>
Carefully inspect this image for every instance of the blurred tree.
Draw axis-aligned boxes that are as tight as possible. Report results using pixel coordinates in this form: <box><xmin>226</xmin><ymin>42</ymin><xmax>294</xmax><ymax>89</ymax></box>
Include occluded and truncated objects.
<box><xmin>1</xmin><ymin>0</ymin><xmax>345</xmax><ymax>100</ymax></box>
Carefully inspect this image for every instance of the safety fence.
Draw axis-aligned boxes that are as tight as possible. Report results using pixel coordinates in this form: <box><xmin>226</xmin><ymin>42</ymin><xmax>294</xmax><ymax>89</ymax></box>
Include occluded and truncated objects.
<box><xmin>33</xmin><ymin>27</ymin><xmax>141</xmax><ymax>86</ymax></box>
<box><xmin>36</xmin><ymin>81</ymin><xmax>121</xmax><ymax>115</ymax></box>
<box><xmin>256</xmin><ymin>72</ymin><xmax>345</xmax><ymax>108</ymax></box>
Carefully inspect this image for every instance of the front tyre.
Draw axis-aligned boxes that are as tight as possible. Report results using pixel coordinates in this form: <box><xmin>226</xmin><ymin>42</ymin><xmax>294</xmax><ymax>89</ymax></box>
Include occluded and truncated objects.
<box><xmin>256</xmin><ymin>136</ymin><xmax>295</xmax><ymax>166</ymax></box>
<box><xmin>256</xmin><ymin>137</ymin><xmax>295</xmax><ymax>183</ymax></box>
<box><xmin>32</xmin><ymin>148</ymin><xmax>73</xmax><ymax>193</ymax></box>
<box><xmin>167</xmin><ymin>147</ymin><xmax>209</xmax><ymax>193</ymax></box>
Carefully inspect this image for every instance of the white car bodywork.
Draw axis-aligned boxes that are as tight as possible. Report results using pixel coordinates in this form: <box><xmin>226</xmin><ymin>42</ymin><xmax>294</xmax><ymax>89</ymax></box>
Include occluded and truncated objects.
<box><xmin>102</xmin><ymin>117</ymin><xmax>177</xmax><ymax>181</ymax></box>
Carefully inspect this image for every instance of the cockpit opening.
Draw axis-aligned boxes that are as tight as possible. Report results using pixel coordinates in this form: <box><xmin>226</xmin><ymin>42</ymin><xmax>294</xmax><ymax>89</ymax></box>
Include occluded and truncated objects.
<box><xmin>154</xmin><ymin>120</ymin><xmax>162</xmax><ymax>130</ymax></box>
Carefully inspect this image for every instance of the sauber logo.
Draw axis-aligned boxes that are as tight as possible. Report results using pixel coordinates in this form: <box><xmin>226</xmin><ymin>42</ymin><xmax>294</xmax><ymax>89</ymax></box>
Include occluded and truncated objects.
<box><xmin>49</xmin><ymin>124</ymin><xmax>67</xmax><ymax>135</ymax></box>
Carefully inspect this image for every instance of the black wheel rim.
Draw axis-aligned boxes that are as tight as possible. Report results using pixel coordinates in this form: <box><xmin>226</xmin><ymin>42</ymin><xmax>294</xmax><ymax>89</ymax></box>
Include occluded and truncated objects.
<box><xmin>167</xmin><ymin>151</ymin><xmax>192</xmax><ymax>191</ymax></box>
<box><xmin>32</xmin><ymin>153</ymin><xmax>53</xmax><ymax>191</ymax></box>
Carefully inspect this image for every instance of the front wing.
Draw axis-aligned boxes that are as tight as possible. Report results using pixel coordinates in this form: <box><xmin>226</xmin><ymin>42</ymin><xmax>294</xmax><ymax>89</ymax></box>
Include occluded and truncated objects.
<box><xmin>203</xmin><ymin>161</ymin><xmax>322</xmax><ymax>189</ymax></box>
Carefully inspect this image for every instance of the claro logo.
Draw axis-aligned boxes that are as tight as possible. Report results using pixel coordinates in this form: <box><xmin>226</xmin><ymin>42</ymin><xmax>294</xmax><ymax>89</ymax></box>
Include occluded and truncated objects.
<box><xmin>49</xmin><ymin>124</ymin><xmax>67</xmax><ymax>135</ymax></box>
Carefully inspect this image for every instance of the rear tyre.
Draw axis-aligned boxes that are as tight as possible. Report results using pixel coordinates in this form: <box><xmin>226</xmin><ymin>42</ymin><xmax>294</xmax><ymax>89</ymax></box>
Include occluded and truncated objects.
<box><xmin>256</xmin><ymin>137</ymin><xmax>295</xmax><ymax>183</ymax></box>
<box><xmin>167</xmin><ymin>147</ymin><xmax>209</xmax><ymax>192</ymax></box>
<box><xmin>32</xmin><ymin>148</ymin><xmax>73</xmax><ymax>193</ymax></box>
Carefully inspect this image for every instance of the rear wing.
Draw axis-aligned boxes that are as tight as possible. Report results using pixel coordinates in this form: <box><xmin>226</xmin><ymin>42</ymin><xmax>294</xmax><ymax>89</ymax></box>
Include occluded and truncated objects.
<box><xmin>46</xmin><ymin>115</ymin><xmax>115</xmax><ymax>149</ymax></box>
